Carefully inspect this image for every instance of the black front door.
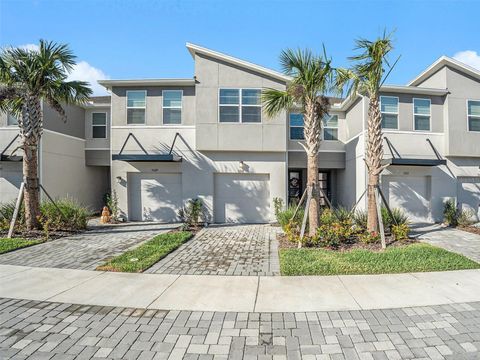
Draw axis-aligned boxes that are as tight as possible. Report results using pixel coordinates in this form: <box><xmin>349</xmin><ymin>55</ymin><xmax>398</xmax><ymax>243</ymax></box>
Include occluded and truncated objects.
<box><xmin>288</xmin><ymin>170</ymin><xmax>302</xmax><ymax>204</ymax></box>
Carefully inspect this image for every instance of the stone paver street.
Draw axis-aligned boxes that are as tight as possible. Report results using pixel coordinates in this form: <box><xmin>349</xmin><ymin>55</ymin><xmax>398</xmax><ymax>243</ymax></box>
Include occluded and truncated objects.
<box><xmin>1</xmin><ymin>298</ymin><xmax>479</xmax><ymax>359</ymax></box>
<box><xmin>0</xmin><ymin>222</ymin><xmax>177</xmax><ymax>270</ymax></box>
<box><xmin>414</xmin><ymin>225</ymin><xmax>480</xmax><ymax>263</ymax></box>
<box><xmin>145</xmin><ymin>224</ymin><xmax>280</xmax><ymax>276</ymax></box>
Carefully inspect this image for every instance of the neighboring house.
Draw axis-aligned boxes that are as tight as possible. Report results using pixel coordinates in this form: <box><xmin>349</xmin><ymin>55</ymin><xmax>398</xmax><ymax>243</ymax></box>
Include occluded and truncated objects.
<box><xmin>1</xmin><ymin>43</ymin><xmax>479</xmax><ymax>224</ymax></box>
<box><xmin>0</xmin><ymin>97</ymin><xmax>110</xmax><ymax>211</ymax></box>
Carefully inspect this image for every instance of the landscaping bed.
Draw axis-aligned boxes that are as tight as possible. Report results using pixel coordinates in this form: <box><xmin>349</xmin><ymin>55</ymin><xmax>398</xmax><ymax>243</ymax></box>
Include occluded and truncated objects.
<box><xmin>0</xmin><ymin>238</ymin><xmax>44</xmax><ymax>254</ymax></box>
<box><xmin>96</xmin><ymin>230</ymin><xmax>193</xmax><ymax>272</ymax></box>
<box><xmin>458</xmin><ymin>225</ymin><xmax>480</xmax><ymax>236</ymax></box>
<box><xmin>280</xmin><ymin>243</ymin><xmax>480</xmax><ymax>276</ymax></box>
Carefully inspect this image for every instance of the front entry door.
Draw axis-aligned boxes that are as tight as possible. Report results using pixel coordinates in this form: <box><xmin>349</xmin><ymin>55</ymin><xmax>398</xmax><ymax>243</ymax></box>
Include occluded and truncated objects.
<box><xmin>288</xmin><ymin>170</ymin><xmax>302</xmax><ymax>204</ymax></box>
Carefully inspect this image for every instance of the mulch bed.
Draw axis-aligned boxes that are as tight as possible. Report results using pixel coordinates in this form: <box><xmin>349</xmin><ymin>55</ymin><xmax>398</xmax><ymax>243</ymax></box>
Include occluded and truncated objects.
<box><xmin>277</xmin><ymin>232</ymin><xmax>418</xmax><ymax>252</ymax></box>
<box><xmin>458</xmin><ymin>225</ymin><xmax>480</xmax><ymax>236</ymax></box>
<box><xmin>0</xmin><ymin>229</ymin><xmax>83</xmax><ymax>241</ymax></box>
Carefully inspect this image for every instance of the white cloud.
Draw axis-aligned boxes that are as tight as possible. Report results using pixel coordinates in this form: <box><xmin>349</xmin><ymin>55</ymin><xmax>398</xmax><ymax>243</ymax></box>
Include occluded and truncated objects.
<box><xmin>453</xmin><ymin>50</ymin><xmax>480</xmax><ymax>70</ymax></box>
<box><xmin>67</xmin><ymin>61</ymin><xmax>110</xmax><ymax>96</ymax></box>
<box><xmin>17</xmin><ymin>43</ymin><xmax>109</xmax><ymax>96</ymax></box>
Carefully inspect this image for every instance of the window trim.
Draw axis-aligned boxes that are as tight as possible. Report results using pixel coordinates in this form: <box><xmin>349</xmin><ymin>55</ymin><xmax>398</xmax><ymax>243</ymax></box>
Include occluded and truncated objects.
<box><xmin>162</xmin><ymin>89</ymin><xmax>183</xmax><ymax>125</ymax></box>
<box><xmin>322</xmin><ymin>114</ymin><xmax>339</xmax><ymax>141</ymax></box>
<box><xmin>91</xmin><ymin>112</ymin><xmax>107</xmax><ymax>139</ymax></box>
<box><xmin>126</xmin><ymin>90</ymin><xmax>147</xmax><ymax>125</ymax></box>
<box><xmin>218</xmin><ymin>88</ymin><xmax>262</xmax><ymax>124</ymax></box>
<box><xmin>289</xmin><ymin>112</ymin><xmax>304</xmax><ymax>140</ymax></box>
<box><xmin>412</xmin><ymin>97</ymin><xmax>431</xmax><ymax>132</ymax></box>
<box><xmin>466</xmin><ymin>99</ymin><xmax>480</xmax><ymax>132</ymax></box>
<box><xmin>380</xmin><ymin>95</ymin><xmax>399</xmax><ymax>130</ymax></box>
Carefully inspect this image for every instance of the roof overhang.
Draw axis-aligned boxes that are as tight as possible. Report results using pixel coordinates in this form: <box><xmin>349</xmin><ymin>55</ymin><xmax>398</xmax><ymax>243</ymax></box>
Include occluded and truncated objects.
<box><xmin>98</xmin><ymin>78</ymin><xmax>195</xmax><ymax>90</ymax></box>
<box><xmin>408</xmin><ymin>55</ymin><xmax>480</xmax><ymax>86</ymax></box>
<box><xmin>383</xmin><ymin>158</ymin><xmax>447</xmax><ymax>167</ymax></box>
<box><xmin>186</xmin><ymin>42</ymin><xmax>291</xmax><ymax>83</ymax></box>
<box><xmin>112</xmin><ymin>154</ymin><xmax>182</xmax><ymax>162</ymax></box>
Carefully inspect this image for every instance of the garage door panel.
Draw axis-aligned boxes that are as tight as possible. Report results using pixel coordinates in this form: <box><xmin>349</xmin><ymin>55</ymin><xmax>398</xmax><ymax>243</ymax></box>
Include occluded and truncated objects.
<box><xmin>458</xmin><ymin>177</ymin><xmax>480</xmax><ymax>222</ymax></box>
<box><xmin>382</xmin><ymin>175</ymin><xmax>431</xmax><ymax>223</ymax></box>
<box><xmin>214</xmin><ymin>174</ymin><xmax>271</xmax><ymax>223</ymax></box>
<box><xmin>128</xmin><ymin>173</ymin><xmax>182</xmax><ymax>222</ymax></box>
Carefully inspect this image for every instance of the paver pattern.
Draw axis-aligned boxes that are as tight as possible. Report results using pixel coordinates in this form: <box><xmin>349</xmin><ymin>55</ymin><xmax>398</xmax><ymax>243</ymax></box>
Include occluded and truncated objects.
<box><xmin>146</xmin><ymin>224</ymin><xmax>280</xmax><ymax>276</ymax></box>
<box><xmin>414</xmin><ymin>225</ymin><xmax>480</xmax><ymax>262</ymax></box>
<box><xmin>0</xmin><ymin>222</ymin><xmax>176</xmax><ymax>270</ymax></box>
<box><xmin>1</xmin><ymin>298</ymin><xmax>479</xmax><ymax>359</ymax></box>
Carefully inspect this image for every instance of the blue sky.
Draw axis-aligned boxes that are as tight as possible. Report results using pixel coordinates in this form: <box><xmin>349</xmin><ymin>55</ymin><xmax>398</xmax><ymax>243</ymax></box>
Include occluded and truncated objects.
<box><xmin>1</xmin><ymin>0</ymin><xmax>479</xmax><ymax>95</ymax></box>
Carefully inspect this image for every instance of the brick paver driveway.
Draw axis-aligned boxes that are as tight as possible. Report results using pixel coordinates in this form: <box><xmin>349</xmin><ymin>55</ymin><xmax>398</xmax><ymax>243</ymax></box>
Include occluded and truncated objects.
<box><xmin>145</xmin><ymin>224</ymin><xmax>281</xmax><ymax>276</ymax></box>
<box><xmin>1</xmin><ymin>298</ymin><xmax>479</xmax><ymax>359</ymax></box>
<box><xmin>414</xmin><ymin>224</ymin><xmax>480</xmax><ymax>263</ymax></box>
<box><xmin>0</xmin><ymin>222</ymin><xmax>176</xmax><ymax>270</ymax></box>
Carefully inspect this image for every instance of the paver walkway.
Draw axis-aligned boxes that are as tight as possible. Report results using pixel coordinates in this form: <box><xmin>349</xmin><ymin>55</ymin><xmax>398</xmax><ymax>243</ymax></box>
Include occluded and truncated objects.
<box><xmin>145</xmin><ymin>224</ymin><xmax>281</xmax><ymax>276</ymax></box>
<box><xmin>413</xmin><ymin>224</ymin><xmax>480</xmax><ymax>263</ymax></box>
<box><xmin>1</xmin><ymin>297</ymin><xmax>479</xmax><ymax>360</ymax></box>
<box><xmin>0</xmin><ymin>222</ymin><xmax>176</xmax><ymax>270</ymax></box>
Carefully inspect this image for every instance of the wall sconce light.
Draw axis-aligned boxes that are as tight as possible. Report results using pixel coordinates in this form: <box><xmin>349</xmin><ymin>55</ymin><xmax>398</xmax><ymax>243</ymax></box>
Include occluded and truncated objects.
<box><xmin>116</xmin><ymin>176</ymin><xmax>122</xmax><ymax>183</ymax></box>
<box><xmin>239</xmin><ymin>161</ymin><xmax>249</xmax><ymax>172</ymax></box>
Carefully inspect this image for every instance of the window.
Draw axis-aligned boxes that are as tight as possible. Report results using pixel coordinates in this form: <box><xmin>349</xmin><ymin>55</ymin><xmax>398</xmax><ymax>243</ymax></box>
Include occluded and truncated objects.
<box><xmin>467</xmin><ymin>100</ymin><xmax>480</xmax><ymax>132</ymax></box>
<box><xmin>7</xmin><ymin>113</ymin><xmax>18</xmax><ymax>126</ymax></box>
<box><xmin>163</xmin><ymin>90</ymin><xmax>182</xmax><ymax>124</ymax></box>
<box><xmin>380</xmin><ymin>96</ymin><xmax>398</xmax><ymax>129</ymax></box>
<box><xmin>92</xmin><ymin>112</ymin><xmax>107</xmax><ymax>138</ymax></box>
<box><xmin>219</xmin><ymin>89</ymin><xmax>261</xmax><ymax>123</ymax></box>
<box><xmin>126</xmin><ymin>90</ymin><xmax>146</xmax><ymax>124</ymax></box>
<box><xmin>413</xmin><ymin>98</ymin><xmax>431</xmax><ymax>131</ymax></box>
<box><xmin>323</xmin><ymin>114</ymin><xmax>338</xmax><ymax>140</ymax></box>
<box><xmin>289</xmin><ymin>113</ymin><xmax>304</xmax><ymax>140</ymax></box>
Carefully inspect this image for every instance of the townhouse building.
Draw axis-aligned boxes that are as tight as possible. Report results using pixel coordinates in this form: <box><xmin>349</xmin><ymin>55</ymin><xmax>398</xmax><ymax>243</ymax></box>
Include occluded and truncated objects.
<box><xmin>1</xmin><ymin>43</ymin><xmax>479</xmax><ymax>224</ymax></box>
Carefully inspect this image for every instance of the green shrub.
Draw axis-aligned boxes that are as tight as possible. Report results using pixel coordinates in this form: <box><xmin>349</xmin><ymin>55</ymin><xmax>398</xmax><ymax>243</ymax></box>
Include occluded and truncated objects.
<box><xmin>319</xmin><ymin>208</ymin><xmax>336</xmax><ymax>225</ymax></box>
<box><xmin>392</xmin><ymin>223</ymin><xmax>409</xmax><ymax>241</ymax></box>
<box><xmin>105</xmin><ymin>190</ymin><xmax>119</xmax><ymax>221</ymax></box>
<box><xmin>358</xmin><ymin>231</ymin><xmax>380</xmax><ymax>244</ymax></box>
<box><xmin>178</xmin><ymin>198</ymin><xmax>206</xmax><ymax>229</ymax></box>
<box><xmin>443</xmin><ymin>199</ymin><xmax>457</xmax><ymax>226</ymax></box>
<box><xmin>333</xmin><ymin>206</ymin><xmax>352</xmax><ymax>222</ymax></box>
<box><xmin>0</xmin><ymin>198</ymin><xmax>91</xmax><ymax>233</ymax></box>
<box><xmin>311</xmin><ymin>220</ymin><xmax>354</xmax><ymax>248</ymax></box>
<box><xmin>353</xmin><ymin>209</ymin><xmax>367</xmax><ymax>229</ymax></box>
<box><xmin>277</xmin><ymin>204</ymin><xmax>305</xmax><ymax>231</ymax></box>
<box><xmin>273</xmin><ymin>197</ymin><xmax>284</xmax><ymax>219</ymax></box>
<box><xmin>457</xmin><ymin>209</ymin><xmax>475</xmax><ymax>226</ymax></box>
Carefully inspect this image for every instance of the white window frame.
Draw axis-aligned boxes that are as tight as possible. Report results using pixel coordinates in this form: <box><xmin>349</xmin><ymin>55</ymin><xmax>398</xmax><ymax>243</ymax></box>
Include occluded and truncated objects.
<box><xmin>380</xmin><ymin>96</ymin><xmax>399</xmax><ymax>130</ymax></box>
<box><xmin>467</xmin><ymin>99</ymin><xmax>480</xmax><ymax>132</ymax></box>
<box><xmin>162</xmin><ymin>90</ymin><xmax>183</xmax><ymax>125</ymax></box>
<box><xmin>91</xmin><ymin>112</ymin><xmax>107</xmax><ymax>139</ymax></box>
<box><xmin>322</xmin><ymin>114</ymin><xmax>339</xmax><ymax>141</ymax></box>
<box><xmin>126</xmin><ymin>90</ymin><xmax>147</xmax><ymax>125</ymax></box>
<box><xmin>413</xmin><ymin>98</ymin><xmax>431</xmax><ymax>132</ymax></box>
<box><xmin>289</xmin><ymin>113</ymin><xmax>304</xmax><ymax>140</ymax></box>
<box><xmin>218</xmin><ymin>88</ymin><xmax>262</xmax><ymax>123</ymax></box>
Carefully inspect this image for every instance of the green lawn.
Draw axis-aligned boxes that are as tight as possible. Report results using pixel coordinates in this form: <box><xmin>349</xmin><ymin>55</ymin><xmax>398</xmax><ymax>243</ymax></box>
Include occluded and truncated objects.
<box><xmin>96</xmin><ymin>231</ymin><xmax>193</xmax><ymax>273</ymax></box>
<box><xmin>0</xmin><ymin>238</ymin><xmax>43</xmax><ymax>254</ymax></box>
<box><xmin>280</xmin><ymin>243</ymin><xmax>480</xmax><ymax>276</ymax></box>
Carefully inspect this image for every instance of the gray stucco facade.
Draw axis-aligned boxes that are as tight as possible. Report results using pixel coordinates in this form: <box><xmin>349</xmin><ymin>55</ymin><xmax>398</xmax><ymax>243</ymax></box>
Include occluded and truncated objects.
<box><xmin>1</xmin><ymin>45</ymin><xmax>479</xmax><ymax>224</ymax></box>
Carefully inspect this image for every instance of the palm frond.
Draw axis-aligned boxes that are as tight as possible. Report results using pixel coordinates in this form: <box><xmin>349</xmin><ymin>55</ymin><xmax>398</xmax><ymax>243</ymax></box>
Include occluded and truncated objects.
<box><xmin>261</xmin><ymin>88</ymin><xmax>292</xmax><ymax>118</ymax></box>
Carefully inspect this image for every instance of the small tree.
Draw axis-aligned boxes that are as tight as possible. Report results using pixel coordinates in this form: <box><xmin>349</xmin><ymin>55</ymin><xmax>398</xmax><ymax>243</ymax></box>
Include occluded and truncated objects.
<box><xmin>262</xmin><ymin>48</ymin><xmax>336</xmax><ymax>237</ymax></box>
<box><xmin>0</xmin><ymin>40</ymin><xmax>92</xmax><ymax>230</ymax></box>
<box><xmin>336</xmin><ymin>32</ymin><xmax>399</xmax><ymax>234</ymax></box>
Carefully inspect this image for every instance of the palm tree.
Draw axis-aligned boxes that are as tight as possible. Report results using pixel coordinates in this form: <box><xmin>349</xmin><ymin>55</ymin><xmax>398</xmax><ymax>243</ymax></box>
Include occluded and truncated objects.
<box><xmin>336</xmin><ymin>32</ymin><xmax>398</xmax><ymax>234</ymax></box>
<box><xmin>0</xmin><ymin>40</ymin><xmax>92</xmax><ymax>231</ymax></box>
<box><xmin>263</xmin><ymin>48</ymin><xmax>335</xmax><ymax>237</ymax></box>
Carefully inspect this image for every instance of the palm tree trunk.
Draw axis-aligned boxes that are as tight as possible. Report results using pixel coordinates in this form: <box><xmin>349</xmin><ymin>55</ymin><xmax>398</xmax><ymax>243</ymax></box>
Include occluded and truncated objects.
<box><xmin>307</xmin><ymin>153</ymin><xmax>319</xmax><ymax>236</ymax></box>
<box><xmin>21</xmin><ymin>95</ymin><xmax>42</xmax><ymax>231</ymax></box>
<box><xmin>366</xmin><ymin>96</ymin><xmax>384</xmax><ymax>232</ymax></box>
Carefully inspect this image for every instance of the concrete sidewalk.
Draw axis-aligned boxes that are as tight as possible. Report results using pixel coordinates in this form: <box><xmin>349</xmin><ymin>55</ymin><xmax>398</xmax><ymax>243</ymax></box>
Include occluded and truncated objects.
<box><xmin>1</xmin><ymin>265</ymin><xmax>479</xmax><ymax>312</ymax></box>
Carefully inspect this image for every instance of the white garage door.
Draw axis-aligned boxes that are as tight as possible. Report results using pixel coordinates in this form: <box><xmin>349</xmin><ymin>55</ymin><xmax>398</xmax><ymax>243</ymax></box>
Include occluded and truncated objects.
<box><xmin>214</xmin><ymin>173</ymin><xmax>271</xmax><ymax>223</ymax></box>
<box><xmin>128</xmin><ymin>173</ymin><xmax>182</xmax><ymax>222</ymax></box>
<box><xmin>458</xmin><ymin>177</ymin><xmax>480</xmax><ymax>222</ymax></box>
<box><xmin>0</xmin><ymin>162</ymin><xmax>22</xmax><ymax>203</ymax></box>
<box><xmin>382</xmin><ymin>175</ymin><xmax>431</xmax><ymax>223</ymax></box>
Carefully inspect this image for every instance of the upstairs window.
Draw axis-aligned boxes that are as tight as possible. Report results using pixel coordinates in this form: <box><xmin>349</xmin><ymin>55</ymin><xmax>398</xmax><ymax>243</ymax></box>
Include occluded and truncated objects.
<box><xmin>163</xmin><ymin>90</ymin><xmax>182</xmax><ymax>124</ymax></box>
<box><xmin>323</xmin><ymin>114</ymin><xmax>338</xmax><ymax>140</ymax></box>
<box><xmin>127</xmin><ymin>90</ymin><xmax>146</xmax><ymax>124</ymax></box>
<box><xmin>219</xmin><ymin>89</ymin><xmax>261</xmax><ymax>123</ymax></box>
<box><xmin>7</xmin><ymin>113</ymin><xmax>18</xmax><ymax>126</ymax></box>
<box><xmin>380</xmin><ymin>96</ymin><xmax>398</xmax><ymax>129</ymax></box>
<box><xmin>413</xmin><ymin>98</ymin><xmax>431</xmax><ymax>131</ymax></box>
<box><xmin>289</xmin><ymin>113</ymin><xmax>304</xmax><ymax>140</ymax></box>
<box><xmin>467</xmin><ymin>100</ymin><xmax>480</xmax><ymax>132</ymax></box>
<box><xmin>92</xmin><ymin>112</ymin><xmax>107</xmax><ymax>138</ymax></box>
